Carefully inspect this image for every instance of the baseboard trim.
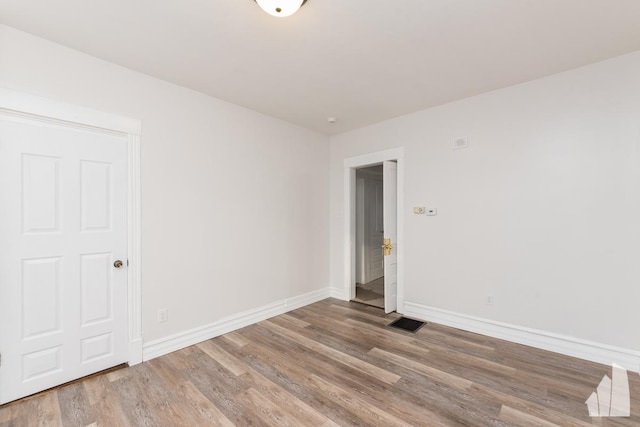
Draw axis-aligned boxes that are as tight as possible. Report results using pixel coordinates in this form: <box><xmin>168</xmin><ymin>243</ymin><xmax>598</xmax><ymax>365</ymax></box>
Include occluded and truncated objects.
<box><xmin>143</xmin><ymin>288</ymin><xmax>330</xmax><ymax>361</ymax></box>
<box><xmin>329</xmin><ymin>286</ymin><xmax>348</xmax><ymax>300</ymax></box>
<box><xmin>404</xmin><ymin>301</ymin><xmax>640</xmax><ymax>372</ymax></box>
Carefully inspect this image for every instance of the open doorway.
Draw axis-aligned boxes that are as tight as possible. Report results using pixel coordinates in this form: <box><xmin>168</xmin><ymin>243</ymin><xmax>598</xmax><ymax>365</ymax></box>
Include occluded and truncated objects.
<box><xmin>353</xmin><ymin>165</ymin><xmax>385</xmax><ymax>308</ymax></box>
<box><xmin>344</xmin><ymin>148</ymin><xmax>404</xmax><ymax>314</ymax></box>
<box><xmin>346</xmin><ymin>158</ymin><xmax>399</xmax><ymax>313</ymax></box>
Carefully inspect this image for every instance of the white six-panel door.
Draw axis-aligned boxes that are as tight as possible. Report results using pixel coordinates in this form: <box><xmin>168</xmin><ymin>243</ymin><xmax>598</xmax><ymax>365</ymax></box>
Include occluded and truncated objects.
<box><xmin>0</xmin><ymin>116</ymin><xmax>129</xmax><ymax>404</ymax></box>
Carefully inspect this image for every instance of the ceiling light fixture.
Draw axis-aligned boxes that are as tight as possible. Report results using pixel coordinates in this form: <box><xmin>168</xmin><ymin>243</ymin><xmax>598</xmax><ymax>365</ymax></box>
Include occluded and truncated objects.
<box><xmin>254</xmin><ymin>0</ymin><xmax>307</xmax><ymax>17</ymax></box>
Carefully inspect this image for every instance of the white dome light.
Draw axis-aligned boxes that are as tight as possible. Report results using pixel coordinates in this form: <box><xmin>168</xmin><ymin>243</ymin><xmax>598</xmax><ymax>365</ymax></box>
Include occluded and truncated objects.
<box><xmin>255</xmin><ymin>0</ymin><xmax>306</xmax><ymax>17</ymax></box>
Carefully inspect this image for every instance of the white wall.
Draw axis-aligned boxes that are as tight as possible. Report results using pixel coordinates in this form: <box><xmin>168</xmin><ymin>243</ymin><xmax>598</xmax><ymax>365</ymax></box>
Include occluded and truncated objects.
<box><xmin>0</xmin><ymin>25</ymin><xmax>330</xmax><ymax>345</ymax></box>
<box><xmin>4</xmin><ymin>22</ymin><xmax>639</xmax><ymax>363</ymax></box>
<box><xmin>330</xmin><ymin>51</ymin><xmax>640</xmax><ymax>352</ymax></box>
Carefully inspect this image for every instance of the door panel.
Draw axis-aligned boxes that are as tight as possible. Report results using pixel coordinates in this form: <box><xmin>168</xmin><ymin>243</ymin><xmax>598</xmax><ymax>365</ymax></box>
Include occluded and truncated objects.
<box><xmin>22</xmin><ymin>257</ymin><xmax>62</xmax><ymax>339</ymax></box>
<box><xmin>22</xmin><ymin>154</ymin><xmax>61</xmax><ymax>233</ymax></box>
<box><xmin>383</xmin><ymin>161</ymin><xmax>398</xmax><ymax>313</ymax></box>
<box><xmin>366</xmin><ymin>178</ymin><xmax>384</xmax><ymax>281</ymax></box>
<box><xmin>80</xmin><ymin>160</ymin><xmax>113</xmax><ymax>231</ymax></box>
<box><xmin>80</xmin><ymin>253</ymin><xmax>112</xmax><ymax>325</ymax></box>
<box><xmin>0</xmin><ymin>117</ymin><xmax>128</xmax><ymax>404</ymax></box>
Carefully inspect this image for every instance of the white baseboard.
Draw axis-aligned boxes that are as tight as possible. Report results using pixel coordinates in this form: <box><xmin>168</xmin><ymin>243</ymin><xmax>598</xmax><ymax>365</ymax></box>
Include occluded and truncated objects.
<box><xmin>329</xmin><ymin>286</ymin><xmax>349</xmax><ymax>300</ymax></box>
<box><xmin>404</xmin><ymin>301</ymin><xmax>640</xmax><ymax>372</ymax></box>
<box><xmin>143</xmin><ymin>288</ymin><xmax>330</xmax><ymax>361</ymax></box>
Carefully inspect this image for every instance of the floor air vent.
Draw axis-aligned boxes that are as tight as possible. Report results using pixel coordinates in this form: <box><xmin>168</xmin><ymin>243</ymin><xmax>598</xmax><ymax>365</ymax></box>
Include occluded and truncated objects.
<box><xmin>388</xmin><ymin>317</ymin><xmax>425</xmax><ymax>333</ymax></box>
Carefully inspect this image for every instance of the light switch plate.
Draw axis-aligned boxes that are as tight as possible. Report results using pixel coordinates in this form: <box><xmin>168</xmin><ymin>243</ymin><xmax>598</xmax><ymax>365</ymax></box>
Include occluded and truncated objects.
<box><xmin>425</xmin><ymin>208</ymin><xmax>437</xmax><ymax>216</ymax></box>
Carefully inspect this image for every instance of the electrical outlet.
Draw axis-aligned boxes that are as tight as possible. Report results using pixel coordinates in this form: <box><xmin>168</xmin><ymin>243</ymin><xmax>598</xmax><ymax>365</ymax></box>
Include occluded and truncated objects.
<box><xmin>158</xmin><ymin>308</ymin><xmax>169</xmax><ymax>323</ymax></box>
<box><xmin>486</xmin><ymin>295</ymin><xmax>493</xmax><ymax>305</ymax></box>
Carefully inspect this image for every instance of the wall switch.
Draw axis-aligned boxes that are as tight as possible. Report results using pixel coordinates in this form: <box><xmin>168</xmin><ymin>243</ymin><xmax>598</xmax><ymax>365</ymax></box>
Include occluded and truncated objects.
<box><xmin>413</xmin><ymin>207</ymin><xmax>426</xmax><ymax>214</ymax></box>
<box><xmin>158</xmin><ymin>308</ymin><xmax>169</xmax><ymax>323</ymax></box>
<box><xmin>425</xmin><ymin>208</ymin><xmax>437</xmax><ymax>216</ymax></box>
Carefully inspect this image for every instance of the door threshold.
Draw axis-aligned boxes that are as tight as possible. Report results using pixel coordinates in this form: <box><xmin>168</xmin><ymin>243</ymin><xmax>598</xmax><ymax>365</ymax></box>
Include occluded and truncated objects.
<box><xmin>350</xmin><ymin>299</ymin><xmax>385</xmax><ymax>310</ymax></box>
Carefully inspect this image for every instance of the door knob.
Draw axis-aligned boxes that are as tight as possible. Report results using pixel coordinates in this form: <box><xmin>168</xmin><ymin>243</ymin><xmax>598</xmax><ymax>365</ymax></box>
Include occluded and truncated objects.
<box><xmin>382</xmin><ymin>238</ymin><xmax>393</xmax><ymax>256</ymax></box>
<box><xmin>114</xmin><ymin>260</ymin><xmax>124</xmax><ymax>268</ymax></box>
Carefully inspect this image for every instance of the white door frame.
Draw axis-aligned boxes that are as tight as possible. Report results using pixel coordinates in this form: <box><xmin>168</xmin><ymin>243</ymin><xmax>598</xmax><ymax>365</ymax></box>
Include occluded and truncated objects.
<box><xmin>343</xmin><ymin>147</ymin><xmax>405</xmax><ymax>312</ymax></box>
<box><xmin>0</xmin><ymin>87</ymin><xmax>143</xmax><ymax>365</ymax></box>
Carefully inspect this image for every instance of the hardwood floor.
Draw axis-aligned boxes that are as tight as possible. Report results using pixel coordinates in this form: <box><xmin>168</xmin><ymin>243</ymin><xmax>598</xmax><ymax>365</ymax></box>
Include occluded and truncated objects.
<box><xmin>353</xmin><ymin>277</ymin><xmax>385</xmax><ymax>309</ymax></box>
<box><xmin>1</xmin><ymin>298</ymin><xmax>638</xmax><ymax>426</ymax></box>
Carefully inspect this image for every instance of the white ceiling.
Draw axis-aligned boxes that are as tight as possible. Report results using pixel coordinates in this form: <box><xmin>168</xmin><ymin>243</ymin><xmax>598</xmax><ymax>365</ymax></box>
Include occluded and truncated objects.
<box><xmin>2</xmin><ymin>1</ymin><xmax>640</xmax><ymax>135</ymax></box>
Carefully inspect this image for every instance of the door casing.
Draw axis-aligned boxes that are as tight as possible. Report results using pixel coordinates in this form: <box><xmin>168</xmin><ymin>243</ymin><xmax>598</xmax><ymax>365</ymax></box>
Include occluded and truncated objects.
<box><xmin>344</xmin><ymin>148</ymin><xmax>404</xmax><ymax>312</ymax></box>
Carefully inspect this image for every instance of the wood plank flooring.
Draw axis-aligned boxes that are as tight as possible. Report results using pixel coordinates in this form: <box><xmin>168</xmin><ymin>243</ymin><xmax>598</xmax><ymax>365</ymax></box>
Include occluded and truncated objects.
<box><xmin>353</xmin><ymin>278</ymin><xmax>384</xmax><ymax>309</ymax></box>
<box><xmin>2</xmin><ymin>298</ymin><xmax>639</xmax><ymax>426</ymax></box>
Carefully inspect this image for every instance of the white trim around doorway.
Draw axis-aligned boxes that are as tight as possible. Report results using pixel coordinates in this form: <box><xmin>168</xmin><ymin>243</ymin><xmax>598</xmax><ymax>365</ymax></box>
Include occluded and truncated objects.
<box><xmin>343</xmin><ymin>147</ymin><xmax>405</xmax><ymax>313</ymax></box>
<box><xmin>0</xmin><ymin>87</ymin><xmax>144</xmax><ymax>365</ymax></box>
